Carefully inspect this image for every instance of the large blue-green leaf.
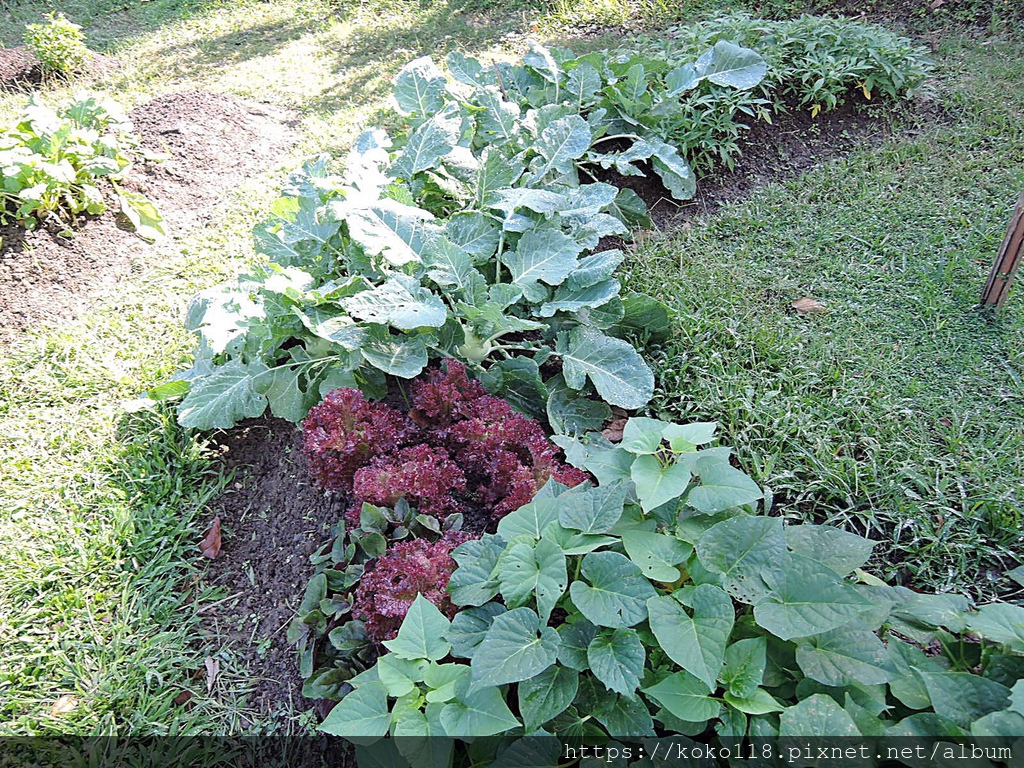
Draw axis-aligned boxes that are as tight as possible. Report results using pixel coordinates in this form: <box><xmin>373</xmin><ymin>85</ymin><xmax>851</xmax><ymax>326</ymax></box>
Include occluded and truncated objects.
<box><xmin>496</xmin><ymin>536</ymin><xmax>567</xmax><ymax>622</ymax></box>
<box><xmin>359</xmin><ymin>325</ymin><xmax>429</xmax><ymax>378</ymax></box>
<box><xmin>754</xmin><ymin>554</ymin><xmax>872</xmax><ymax>640</ymax></box>
<box><xmin>178</xmin><ymin>360</ymin><xmax>269</xmax><ymax>429</ymax></box>
<box><xmin>470</xmin><ymin>607</ymin><xmax>559</xmax><ymax>688</ymax></box>
<box><xmin>795</xmin><ymin>628</ymin><xmax>896</xmax><ymax>687</ymax></box>
<box><xmin>422</xmin><ymin>237</ymin><xmax>481</xmax><ymax>295</ymax></box>
<box><xmin>786</xmin><ymin>524</ymin><xmax>875</xmax><ymax>577</ymax></box>
<box><xmin>721</xmin><ymin>637</ymin><xmax>767</xmax><ymax>698</ymax></box>
<box><xmin>518</xmin><ymin>665</ymin><xmax>579</xmax><ymax>732</ymax></box>
<box><xmin>448</xmin><ymin>536</ymin><xmax>505</xmax><ymax>607</ymax></box>
<box><xmin>688</xmin><ymin>459</ymin><xmax>763</xmax><ymax>514</ymax></box>
<box><xmin>623</xmin><ymin>530</ymin><xmax>692</xmax><ymax>583</ymax></box>
<box><xmin>447</xmin><ymin>603</ymin><xmax>505</xmax><ymax>658</ymax></box>
<box><xmin>506</xmin><ymin>227</ymin><xmax>582</xmax><ymax>301</ymax></box>
<box><xmin>497</xmin><ymin>498</ymin><xmax>562</xmax><ymax>541</ymax></box>
<box><xmin>696</xmin><ymin>515</ymin><xmax>786</xmax><ymax>605</ymax></box>
<box><xmin>393</xmin><ymin>55</ymin><xmax>448</xmax><ymax>118</ymax></box>
<box><xmin>569</xmin><ymin>551</ymin><xmax>657</xmax><ymax>628</ymax></box>
<box><xmin>337</xmin><ymin>197</ymin><xmax>438</xmax><ymax>267</ymax></box>
<box><xmin>445</xmin><ymin>212</ymin><xmax>501</xmax><ymax>263</ymax></box>
<box><xmin>647</xmin><ymin>138</ymin><xmax>695</xmax><ymax>201</ymax></box>
<box><xmin>391</xmin><ymin>108</ymin><xmax>462</xmax><ymax>180</ymax></box>
<box><xmin>557</xmin><ymin>481</ymin><xmax>626</xmax><ymax>535</ymax></box>
<box><xmin>588</xmin><ymin>627</ymin><xmax>646</xmax><ymax>697</ymax></box>
<box><xmin>342</xmin><ymin>276</ymin><xmax>447</xmax><ymax>330</ymax></box>
<box><xmin>647</xmin><ymin>585</ymin><xmax>733</xmax><ymax>692</ymax></box>
<box><xmin>695</xmin><ymin>41</ymin><xmax>766</xmax><ymax>90</ymax></box>
<box><xmin>440</xmin><ymin>685</ymin><xmax>520</xmax><ymax>737</ymax></box>
<box><xmin>531</xmin><ymin>115</ymin><xmax>591</xmax><ymax>179</ymax></box>
<box><xmin>565</xmin><ymin>62</ymin><xmax>603</xmax><ymax>111</ymax></box>
<box><xmin>631</xmin><ymin>454</ymin><xmax>691</xmax><ymax>513</ymax></box>
<box><xmin>778</xmin><ymin>693</ymin><xmax>860</xmax><ymax>737</ymax></box>
<box><xmin>967</xmin><ymin>603</ymin><xmax>1024</xmax><ymax>653</ymax></box>
<box><xmin>475</xmin><ymin>85</ymin><xmax>521</xmax><ymax>145</ymax></box>
<box><xmin>383</xmin><ymin>595</ymin><xmax>452</xmax><ymax>661</ymax></box>
<box><xmin>917</xmin><ymin>671</ymin><xmax>1010</xmax><ymax>728</ymax></box>
<box><xmin>319</xmin><ymin>681</ymin><xmax>390</xmax><ymax>742</ymax></box>
<box><xmin>642</xmin><ymin>671</ymin><xmax>720</xmax><ymax>723</ymax></box>
<box><xmin>559</xmin><ymin>326</ymin><xmax>654</xmax><ymax>409</ymax></box>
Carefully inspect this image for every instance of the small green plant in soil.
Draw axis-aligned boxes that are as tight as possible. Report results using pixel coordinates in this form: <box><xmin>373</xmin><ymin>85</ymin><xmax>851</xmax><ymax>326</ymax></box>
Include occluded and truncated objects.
<box><xmin>0</xmin><ymin>92</ymin><xmax>164</xmax><ymax>239</ymax></box>
<box><xmin>23</xmin><ymin>12</ymin><xmax>91</xmax><ymax>76</ymax></box>
<box><xmin>316</xmin><ymin>414</ymin><xmax>1024</xmax><ymax>758</ymax></box>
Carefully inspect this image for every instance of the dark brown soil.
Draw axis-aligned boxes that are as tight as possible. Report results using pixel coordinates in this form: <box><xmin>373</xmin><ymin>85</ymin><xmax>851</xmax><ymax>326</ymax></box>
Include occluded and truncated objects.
<box><xmin>200</xmin><ymin>417</ymin><xmax>344</xmax><ymax>718</ymax></box>
<box><xmin>0</xmin><ymin>90</ymin><xmax>296</xmax><ymax>345</ymax></box>
<box><xmin>0</xmin><ymin>45</ymin><xmax>120</xmax><ymax>90</ymax></box>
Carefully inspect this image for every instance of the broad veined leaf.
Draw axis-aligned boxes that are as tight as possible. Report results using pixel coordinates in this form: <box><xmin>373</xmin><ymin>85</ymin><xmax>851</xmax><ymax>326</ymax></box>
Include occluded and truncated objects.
<box><xmin>753</xmin><ymin>554</ymin><xmax>872</xmax><ymax>640</ymax></box>
<box><xmin>446</xmin><ymin>50</ymin><xmax>489</xmax><ymax>86</ymax></box>
<box><xmin>688</xmin><ymin>460</ymin><xmax>763</xmax><ymax>514</ymax></box>
<box><xmin>588</xmin><ymin>627</ymin><xmax>646</xmax><ymax>697</ymax></box>
<box><xmin>496</xmin><ymin>536</ymin><xmax>567</xmax><ymax>623</ymax></box>
<box><xmin>497</xmin><ymin>497</ymin><xmax>563</xmax><ymax>540</ymax></box>
<box><xmin>390</xmin><ymin>108</ymin><xmax>462</xmax><ymax>180</ymax></box>
<box><xmin>344</xmin><ymin>129</ymin><xmax>392</xmax><ymax>196</ymax></box>
<box><xmin>531</xmin><ymin>115</ymin><xmax>592</xmax><ymax>179</ymax></box>
<box><xmin>721</xmin><ymin>637</ymin><xmax>767</xmax><ymax>699</ymax></box>
<box><xmin>786</xmin><ymin>524</ymin><xmax>875</xmax><ymax>577</ymax></box>
<box><xmin>178</xmin><ymin>360</ymin><xmax>269</xmax><ymax>429</ymax></box>
<box><xmin>662</xmin><ymin>422</ymin><xmax>717</xmax><ymax>451</ymax></box>
<box><xmin>647</xmin><ymin>138</ymin><xmax>696</xmax><ymax>201</ymax></box>
<box><xmin>446</xmin><ymin>212</ymin><xmax>501</xmax><ymax>263</ymax></box>
<box><xmin>476</xmin><ymin>150</ymin><xmax>526</xmax><ymax>206</ymax></box>
<box><xmin>593</xmin><ymin>138</ymin><xmax>656</xmax><ymax>177</ymax></box>
<box><xmin>342</xmin><ymin>276</ymin><xmax>447</xmax><ymax>330</ymax></box>
<box><xmin>647</xmin><ymin>585</ymin><xmax>733</xmax><ymax>692</ymax></box>
<box><xmin>337</xmin><ymin>197</ymin><xmax>438</xmax><ymax>267</ymax></box>
<box><xmin>557</xmin><ymin>619</ymin><xmax>597</xmax><ymax>671</ymax></box>
<box><xmin>557</xmin><ymin>480</ymin><xmax>626</xmax><ymax>535</ymax></box>
<box><xmin>565</xmin><ymin>62</ymin><xmax>603</xmax><ymax>111</ymax></box>
<box><xmin>967</xmin><ymin>602</ymin><xmax>1024</xmax><ymax>653</ymax></box>
<box><xmin>622</xmin><ymin>530</ymin><xmax>692</xmax><ymax>583</ymax></box>
<box><xmin>546</xmin><ymin>374</ymin><xmax>612</xmax><ymax>436</ymax></box>
<box><xmin>518</xmin><ymin>665</ymin><xmax>579</xmax><ymax>732</ymax></box>
<box><xmin>569</xmin><ymin>551</ymin><xmax>657</xmax><ymax>628</ymax></box>
<box><xmin>536</xmin><ymin>279</ymin><xmax>620</xmax><ymax>317</ymax></box>
<box><xmin>642</xmin><ymin>671</ymin><xmax>720</xmax><ymax>723</ymax></box>
<box><xmin>319</xmin><ymin>681</ymin><xmax>390</xmax><ymax>742</ymax></box>
<box><xmin>360</xmin><ymin>325</ymin><xmax>429</xmax><ymax>378</ymax></box>
<box><xmin>485</xmin><ymin>186</ymin><xmax>564</xmax><ymax>217</ymax></box>
<box><xmin>383</xmin><ymin>594</ymin><xmax>452</xmax><ymax>661</ymax></box>
<box><xmin>393</xmin><ymin>55</ymin><xmax>448</xmax><ymax>118</ymax></box>
<box><xmin>447</xmin><ymin>603</ymin><xmax>506</xmax><ymax>658</ymax></box>
<box><xmin>423</xmin><ymin>663</ymin><xmax>472</xmax><ymax>703</ymax></box>
<box><xmin>422</xmin><ymin>237</ymin><xmax>481</xmax><ymax>294</ymax></box>
<box><xmin>523</xmin><ymin>41</ymin><xmax>561</xmax><ymax>87</ymax></box>
<box><xmin>779</xmin><ymin>694</ymin><xmax>860</xmax><ymax>737</ymax></box>
<box><xmin>543</xmin><ymin>523</ymin><xmax>616</xmax><ymax>556</ymax></box>
<box><xmin>608</xmin><ymin>188</ymin><xmax>652</xmax><ymax>229</ymax></box>
<box><xmin>695</xmin><ymin>41</ymin><xmax>766</xmax><ymax>90</ymax></box>
<box><xmin>917</xmin><ymin>671</ymin><xmax>1010</xmax><ymax>728</ymax></box>
<box><xmin>260</xmin><ymin>365</ymin><xmax>314</xmax><ymax>423</ymax></box>
<box><xmin>506</xmin><ymin>227</ymin><xmax>582</xmax><ymax>301</ymax></box>
<box><xmin>115</xmin><ymin>184</ymin><xmax>164</xmax><ymax>241</ymax></box>
<box><xmin>393</xmin><ymin>702</ymin><xmax>452</xmax><ymax>768</ymax></box>
<box><xmin>481</xmin><ymin>357</ymin><xmax>547</xmax><ymax>421</ymax></box>
<box><xmin>631</xmin><ymin>454</ymin><xmax>692</xmax><ymax>513</ymax></box>
<box><xmin>665</xmin><ymin>64</ymin><xmax>698</xmax><ymax>96</ymax></box>
<box><xmin>559</xmin><ymin>326</ymin><xmax>654</xmax><ymax>409</ymax></box>
<box><xmin>448</xmin><ymin>535</ymin><xmax>506</xmax><ymax>607</ymax></box>
<box><xmin>440</xmin><ymin>685</ymin><xmax>520</xmax><ymax>737</ymax></box>
<box><xmin>470</xmin><ymin>607</ymin><xmax>559</xmax><ymax>688</ymax></box>
<box><xmin>723</xmin><ymin>688</ymin><xmax>784</xmax><ymax>715</ymax></box>
<box><xmin>376</xmin><ymin>653</ymin><xmax>429</xmax><ymax>697</ymax></box>
<box><xmin>475</xmin><ymin>85</ymin><xmax>521</xmax><ymax>144</ymax></box>
<box><xmin>795</xmin><ymin>628</ymin><xmax>896</xmax><ymax>687</ymax></box>
<box><xmin>566</xmin><ymin>248</ymin><xmax>624</xmax><ymax>290</ymax></box>
<box><xmin>696</xmin><ymin>515</ymin><xmax>786</xmax><ymax>604</ymax></box>
<box><xmin>620</xmin><ymin>417</ymin><xmax>667</xmax><ymax>455</ymax></box>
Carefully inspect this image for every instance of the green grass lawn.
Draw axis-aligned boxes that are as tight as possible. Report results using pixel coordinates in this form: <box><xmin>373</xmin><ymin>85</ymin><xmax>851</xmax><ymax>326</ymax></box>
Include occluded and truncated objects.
<box><xmin>0</xmin><ymin>0</ymin><xmax>1021</xmax><ymax>737</ymax></box>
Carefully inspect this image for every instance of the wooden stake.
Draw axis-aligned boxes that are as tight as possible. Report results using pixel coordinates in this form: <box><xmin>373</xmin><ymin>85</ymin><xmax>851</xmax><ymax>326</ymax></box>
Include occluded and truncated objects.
<box><xmin>982</xmin><ymin>191</ymin><xmax>1024</xmax><ymax>310</ymax></box>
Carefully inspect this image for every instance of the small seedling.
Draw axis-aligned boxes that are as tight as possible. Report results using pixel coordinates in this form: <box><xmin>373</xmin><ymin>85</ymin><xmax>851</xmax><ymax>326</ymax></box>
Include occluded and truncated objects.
<box><xmin>24</xmin><ymin>13</ymin><xmax>91</xmax><ymax>76</ymax></box>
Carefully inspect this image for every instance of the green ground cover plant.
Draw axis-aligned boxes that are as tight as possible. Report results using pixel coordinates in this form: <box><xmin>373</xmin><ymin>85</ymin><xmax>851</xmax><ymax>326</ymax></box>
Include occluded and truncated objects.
<box><xmin>23</xmin><ymin>13</ymin><xmax>92</xmax><ymax>76</ymax></box>
<box><xmin>0</xmin><ymin>93</ymin><xmax>164</xmax><ymax>238</ymax></box>
<box><xmin>317</xmin><ymin>414</ymin><xmax>1024</xmax><ymax>758</ymax></box>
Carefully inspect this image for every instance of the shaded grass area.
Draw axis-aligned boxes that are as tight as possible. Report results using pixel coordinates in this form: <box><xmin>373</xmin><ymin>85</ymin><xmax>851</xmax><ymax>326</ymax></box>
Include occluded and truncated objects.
<box><xmin>627</xmin><ymin>35</ymin><xmax>1024</xmax><ymax>600</ymax></box>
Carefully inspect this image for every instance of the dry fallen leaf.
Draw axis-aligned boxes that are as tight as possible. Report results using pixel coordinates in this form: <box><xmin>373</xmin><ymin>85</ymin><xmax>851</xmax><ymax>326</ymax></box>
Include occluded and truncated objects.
<box><xmin>173</xmin><ymin>690</ymin><xmax>193</xmax><ymax>706</ymax></box>
<box><xmin>930</xmin><ymin>0</ymin><xmax>946</xmax><ymax>8</ymax></box>
<box><xmin>199</xmin><ymin>517</ymin><xmax>222</xmax><ymax>559</ymax></box>
<box><xmin>50</xmin><ymin>695</ymin><xmax>77</xmax><ymax>716</ymax></box>
<box><xmin>792</xmin><ymin>297</ymin><xmax>827</xmax><ymax>316</ymax></box>
<box><xmin>204</xmin><ymin>656</ymin><xmax>220</xmax><ymax>694</ymax></box>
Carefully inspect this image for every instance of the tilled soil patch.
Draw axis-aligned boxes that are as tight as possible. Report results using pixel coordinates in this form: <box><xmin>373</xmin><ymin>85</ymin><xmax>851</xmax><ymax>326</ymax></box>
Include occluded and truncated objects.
<box><xmin>0</xmin><ymin>90</ymin><xmax>296</xmax><ymax>345</ymax></box>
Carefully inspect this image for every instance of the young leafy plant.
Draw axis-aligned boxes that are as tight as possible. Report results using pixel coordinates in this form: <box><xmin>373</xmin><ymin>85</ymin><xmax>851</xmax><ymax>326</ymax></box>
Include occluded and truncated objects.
<box><xmin>23</xmin><ymin>12</ymin><xmax>91</xmax><ymax>76</ymax></box>
<box><xmin>319</xmin><ymin>416</ymin><xmax>1024</xmax><ymax>761</ymax></box>
<box><xmin>0</xmin><ymin>93</ymin><xmax>165</xmax><ymax>239</ymax></box>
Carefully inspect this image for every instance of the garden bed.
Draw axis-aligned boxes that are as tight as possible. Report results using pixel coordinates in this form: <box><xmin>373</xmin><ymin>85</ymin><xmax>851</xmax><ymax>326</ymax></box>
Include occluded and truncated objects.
<box><xmin>0</xmin><ymin>90</ymin><xmax>295</xmax><ymax>344</ymax></box>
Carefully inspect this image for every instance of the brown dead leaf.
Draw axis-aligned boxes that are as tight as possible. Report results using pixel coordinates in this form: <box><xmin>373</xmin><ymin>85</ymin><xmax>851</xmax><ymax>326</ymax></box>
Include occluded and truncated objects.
<box><xmin>50</xmin><ymin>695</ymin><xmax>77</xmax><ymax>716</ymax></box>
<box><xmin>199</xmin><ymin>517</ymin><xmax>222</xmax><ymax>559</ymax></box>
<box><xmin>204</xmin><ymin>656</ymin><xmax>220</xmax><ymax>694</ymax></box>
<box><xmin>930</xmin><ymin>0</ymin><xmax>946</xmax><ymax>8</ymax></box>
<box><xmin>792</xmin><ymin>297</ymin><xmax>827</xmax><ymax>316</ymax></box>
<box><xmin>173</xmin><ymin>690</ymin><xmax>193</xmax><ymax>706</ymax></box>
<box><xmin>602</xmin><ymin>417</ymin><xmax>628</xmax><ymax>442</ymax></box>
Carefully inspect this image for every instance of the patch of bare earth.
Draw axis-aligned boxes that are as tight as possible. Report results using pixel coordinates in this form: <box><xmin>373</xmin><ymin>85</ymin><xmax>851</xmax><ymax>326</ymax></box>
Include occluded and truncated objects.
<box><xmin>0</xmin><ymin>89</ymin><xmax>296</xmax><ymax>345</ymax></box>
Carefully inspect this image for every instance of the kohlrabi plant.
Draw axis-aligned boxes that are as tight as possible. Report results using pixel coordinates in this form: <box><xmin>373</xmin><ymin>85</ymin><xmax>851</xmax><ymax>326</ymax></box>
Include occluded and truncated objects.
<box><xmin>318</xmin><ymin>416</ymin><xmax>1024</xmax><ymax>763</ymax></box>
